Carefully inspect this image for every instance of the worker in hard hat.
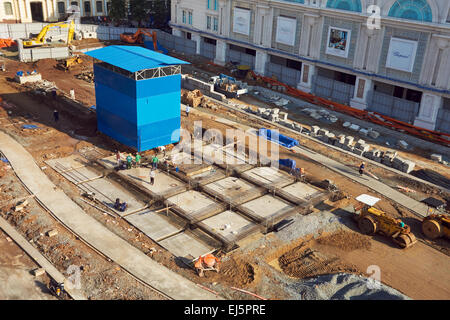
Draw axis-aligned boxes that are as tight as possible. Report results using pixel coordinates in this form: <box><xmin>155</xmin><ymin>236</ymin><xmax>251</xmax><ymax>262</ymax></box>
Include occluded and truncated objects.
<box><xmin>194</xmin><ymin>254</ymin><xmax>220</xmax><ymax>277</ymax></box>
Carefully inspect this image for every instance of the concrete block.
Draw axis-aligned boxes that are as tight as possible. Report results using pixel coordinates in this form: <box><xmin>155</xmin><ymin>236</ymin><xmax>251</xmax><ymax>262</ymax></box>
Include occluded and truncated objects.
<box><xmin>342</xmin><ymin>122</ymin><xmax>351</xmax><ymax>128</ymax></box>
<box><xmin>344</xmin><ymin>136</ymin><xmax>354</xmax><ymax>145</ymax></box>
<box><xmin>397</xmin><ymin>140</ymin><xmax>408</xmax><ymax>149</ymax></box>
<box><xmin>337</xmin><ymin>134</ymin><xmax>346</xmax><ymax>144</ymax></box>
<box><xmin>359</xmin><ymin>144</ymin><xmax>370</xmax><ymax>152</ymax></box>
<box><xmin>272</xmin><ymin>108</ymin><xmax>280</xmax><ymax>114</ymax></box>
<box><xmin>14</xmin><ymin>73</ymin><xmax>42</xmax><ymax>84</ymax></box>
<box><xmin>46</xmin><ymin>229</ymin><xmax>58</xmax><ymax>237</ymax></box>
<box><xmin>349</xmin><ymin>124</ymin><xmax>360</xmax><ymax>131</ymax></box>
<box><xmin>318</xmin><ymin>128</ymin><xmax>329</xmax><ymax>136</ymax></box>
<box><xmin>368</xmin><ymin>130</ymin><xmax>380</xmax><ymax>139</ymax></box>
<box><xmin>401</xmin><ymin>160</ymin><xmax>416</xmax><ymax>174</ymax></box>
<box><xmin>359</xmin><ymin>128</ymin><xmax>369</xmax><ymax>136</ymax></box>
<box><xmin>311</xmin><ymin>126</ymin><xmax>320</xmax><ymax>135</ymax></box>
<box><xmin>326</xmin><ymin>132</ymin><xmax>335</xmax><ymax>138</ymax></box>
<box><xmin>357</xmin><ymin>139</ymin><xmax>366</xmax><ymax>145</ymax></box>
<box><xmin>33</xmin><ymin>268</ymin><xmax>46</xmax><ymax>277</ymax></box>
<box><xmin>353</xmin><ymin>149</ymin><xmax>364</xmax><ymax>156</ymax></box>
<box><xmin>343</xmin><ymin>144</ymin><xmax>354</xmax><ymax>152</ymax></box>
<box><xmin>328</xmin><ymin>137</ymin><xmax>338</xmax><ymax>145</ymax></box>
<box><xmin>279</xmin><ymin>112</ymin><xmax>288</xmax><ymax>121</ymax></box>
<box><xmin>431</xmin><ymin>154</ymin><xmax>442</xmax><ymax>162</ymax></box>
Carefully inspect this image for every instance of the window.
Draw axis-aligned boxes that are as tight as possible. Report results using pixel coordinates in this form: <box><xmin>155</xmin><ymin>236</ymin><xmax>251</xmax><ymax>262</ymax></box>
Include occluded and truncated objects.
<box><xmin>71</xmin><ymin>1</ymin><xmax>78</xmax><ymax>5</ymax></box>
<box><xmin>106</xmin><ymin>1</ymin><xmax>111</xmax><ymax>13</ymax></box>
<box><xmin>214</xmin><ymin>0</ymin><xmax>218</xmax><ymax>10</ymax></box>
<box><xmin>4</xmin><ymin>2</ymin><xmax>13</xmax><ymax>15</ymax></box>
<box><xmin>182</xmin><ymin>10</ymin><xmax>186</xmax><ymax>24</ymax></box>
<box><xmin>207</xmin><ymin>0</ymin><xmax>218</xmax><ymax>10</ymax></box>
<box><xmin>182</xmin><ymin>9</ymin><xmax>192</xmax><ymax>25</ymax></box>
<box><xmin>188</xmin><ymin>11</ymin><xmax>192</xmax><ymax>25</ymax></box>
<box><xmin>206</xmin><ymin>16</ymin><xmax>211</xmax><ymax>30</ymax></box>
<box><xmin>213</xmin><ymin>17</ymin><xmax>218</xmax><ymax>31</ymax></box>
<box><xmin>84</xmin><ymin>1</ymin><xmax>91</xmax><ymax>13</ymax></box>
<box><xmin>96</xmin><ymin>1</ymin><xmax>103</xmax><ymax>13</ymax></box>
<box><xmin>207</xmin><ymin>16</ymin><xmax>218</xmax><ymax>31</ymax></box>
<box><xmin>57</xmin><ymin>2</ymin><xmax>65</xmax><ymax>14</ymax></box>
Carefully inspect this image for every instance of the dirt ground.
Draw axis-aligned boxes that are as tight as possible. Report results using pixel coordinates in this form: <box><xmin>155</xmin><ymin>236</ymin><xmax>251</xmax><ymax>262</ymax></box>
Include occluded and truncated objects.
<box><xmin>0</xmin><ymin>51</ymin><xmax>449</xmax><ymax>300</ymax></box>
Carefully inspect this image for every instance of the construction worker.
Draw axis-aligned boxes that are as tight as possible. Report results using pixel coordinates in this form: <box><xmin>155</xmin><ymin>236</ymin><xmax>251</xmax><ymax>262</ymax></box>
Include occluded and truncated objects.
<box><xmin>114</xmin><ymin>198</ymin><xmax>127</xmax><ymax>212</ymax></box>
<box><xmin>152</xmin><ymin>155</ymin><xmax>159</xmax><ymax>169</ymax></box>
<box><xmin>194</xmin><ymin>254</ymin><xmax>220</xmax><ymax>277</ymax></box>
<box><xmin>186</xmin><ymin>105</ymin><xmax>190</xmax><ymax>118</ymax></box>
<box><xmin>135</xmin><ymin>153</ymin><xmax>141</xmax><ymax>166</ymax></box>
<box><xmin>149</xmin><ymin>169</ymin><xmax>156</xmax><ymax>185</ymax></box>
<box><xmin>116</xmin><ymin>150</ymin><xmax>121</xmax><ymax>166</ymax></box>
<box><xmin>359</xmin><ymin>162</ymin><xmax>365</xmax><ymax>176</ymax></box>
<box><xmin>126</xmin><ymin>154</ymin><xmax>132</xmax><ymax>169</ymax></box>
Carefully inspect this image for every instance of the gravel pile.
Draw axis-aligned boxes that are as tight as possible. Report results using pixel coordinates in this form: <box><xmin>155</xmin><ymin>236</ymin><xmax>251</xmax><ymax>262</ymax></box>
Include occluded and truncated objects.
<box><xmin>286</xmin><ymin>273</ymin><xmax>409</xmax><ymax>300</ymax></box>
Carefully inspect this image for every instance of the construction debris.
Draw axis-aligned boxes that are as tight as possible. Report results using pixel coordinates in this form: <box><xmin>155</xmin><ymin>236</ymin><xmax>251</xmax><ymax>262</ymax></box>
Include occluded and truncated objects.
<box><xmin>181</xmin><ymin>89</ymin><xmax>203</xmax><ymax>108</ymax></box>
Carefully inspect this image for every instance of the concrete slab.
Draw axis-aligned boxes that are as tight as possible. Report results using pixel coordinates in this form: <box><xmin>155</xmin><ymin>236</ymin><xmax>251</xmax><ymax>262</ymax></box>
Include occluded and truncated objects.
<box><xmin>125</xmin><ymin>209</ymin><xmax>185</xmax><ymax>242</ymax></box>
<box><xmin>158</xmin><ymin>231</ymin><xmax>215</xmax><ymax>262</ymax></box>
<box><xmin>239</xmin><ymin>194</ymin><xmax>294</xmax><ymax>220</ymax></box>
<box><xmin>120</xmin><ymin>167</ymin><xmax>187</xmax><ymax>197</ymax></box>
<box><xmin>60</xmin><ymin>166</ymin><xmax>103</xmax><ymax>185</ymax></box>
<box><xmin>200</xmin><ymin>210</ymin><xmax>257</xmax><ymax>242</ymax></box>
<box><xmin>281</xmin><ymin>182</ymin><xmax>322</xmax><ymax>200</ymax></box>
<box><xmin>203</xmin><ymin>177</ymin><xmax>263</xmax><ymax>203</ymax></box>
<box><xmin>241</xmin><ymin>166</ymin><xmax>294</xmax><ymax>187</ymax></box>
<box><xmin>166</xmin><ymin>190</ymin><xmax>218</xmax><ymax>217</ymax></box>
<box><xmin>78</xmin><ymin>178</ymin><xmax>147</xmax><ymax>216</ymax></box>
<box><xmin>46</xmin><ymin>155</ymin><xmax>89</xmax><ymax>171</ymax></box>
<box><xmin>97</xmin><ymin>155</ymin><xmax>125</xmax><ymax>169</ymax></box>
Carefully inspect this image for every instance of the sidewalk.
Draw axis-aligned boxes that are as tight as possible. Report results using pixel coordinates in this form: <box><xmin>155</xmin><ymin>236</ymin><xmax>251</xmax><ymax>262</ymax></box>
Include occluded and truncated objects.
<box><xmin>0</xmin><ymin>217</ymin><xmax>86</xmax><ymax>300</ymax></box>
<box><xmin>0</xmin><ymin>131</ymin><xmax>220</xmax><ymax>300</ymax></box>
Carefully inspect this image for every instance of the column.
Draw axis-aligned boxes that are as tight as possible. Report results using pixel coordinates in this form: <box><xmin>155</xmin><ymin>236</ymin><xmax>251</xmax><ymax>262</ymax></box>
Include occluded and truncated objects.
<box><xmin>297</xmin><ymin>63</ymin><xmax>315</xmax><ymax>93</ymax></box>
<box><xmin>414</xmin><ymin>93</ymin><xmax>443</xmax><ymax>130</ymax></box>
<box><xmin>191</xmin><ymin>33</ymin><xmax>201</xmax><ymax>55</ymax></box>
<box><xmin>350</xmin><ymin>77</ymin><xmax>373</xmax><ymax>110</ymax></box>
<box><xmin>254</xmin><ymin>50</ymin><xmax>268</xmax><ymax>75</ymax></box>
<box><xmin>214</xmin><ymin>39</ymin><xmax>228</xmax><ymax>66</ymax></box>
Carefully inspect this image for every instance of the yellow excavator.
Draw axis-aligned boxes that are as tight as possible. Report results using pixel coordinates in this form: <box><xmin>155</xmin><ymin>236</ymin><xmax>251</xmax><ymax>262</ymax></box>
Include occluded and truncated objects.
<box><xmin>56</xmin><ymin>56</ymin><xmax>83</xmax><ymax>71</ymax></box>
<box><xmin>353</xmin><ymin>194</ymin><xmax>417</xmax><ymax>249</ymax></box>
<box><xmin>23</xmin><ymin>20</ymin><xmax>75</xmax><ymax>47</ymax></box>
<box><xmin>421</xmin><ymin>197</ymin><xmax>450</xmax><ymax>240</ymax></box>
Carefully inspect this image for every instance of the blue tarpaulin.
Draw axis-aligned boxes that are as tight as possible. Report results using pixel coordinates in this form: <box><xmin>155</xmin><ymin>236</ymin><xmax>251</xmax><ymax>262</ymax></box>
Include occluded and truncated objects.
<box><xmin>0</xmin><ymin>158</ymin><xmax>9</xmax><ymax>163</ymax></box>
<box><xmin>22</xmin><ymin>124</ymin><xmax>39</xmax><ymax>129</ymax></box>
<box><xmin>279</xmin><ymin>158</ymin><xmax>296</xmax><ymax>169</ymax></box>
<box><xmin>257</xmin><ymin>128</ymin><xmax>299</xmax><ymax>148</ymax></box>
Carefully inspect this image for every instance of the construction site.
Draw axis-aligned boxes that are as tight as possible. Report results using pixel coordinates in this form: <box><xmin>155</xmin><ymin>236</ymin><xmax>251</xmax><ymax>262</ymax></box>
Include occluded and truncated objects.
<box><xmin>0</xmin><ymin>20</ymin><xmax>449</xmax><ymax>301</ymax></box>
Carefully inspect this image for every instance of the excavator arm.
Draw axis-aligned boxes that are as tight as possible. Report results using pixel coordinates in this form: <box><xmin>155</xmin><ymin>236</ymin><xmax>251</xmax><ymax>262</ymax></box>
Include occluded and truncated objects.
<box><xmin>120</xmin><ymin>29</ymin><xmax>160</xmax><ymax>52</ymax></box>
<box><xmin>23</xmin><ymin>21</ymin><xmax>75</xmax><ymax>47</ymax></box>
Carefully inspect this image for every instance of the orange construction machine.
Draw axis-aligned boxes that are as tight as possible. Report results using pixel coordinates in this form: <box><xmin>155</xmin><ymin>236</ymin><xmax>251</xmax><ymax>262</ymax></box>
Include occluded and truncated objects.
<box><xmin>194</xmin><ymin>254</ymin><xmax>220</xmax><ymax>277</ymax></box>
<box><xmin>120</xmin><ymin>29</ymin><xmax>159</xmax><ymax>50</ymax></box>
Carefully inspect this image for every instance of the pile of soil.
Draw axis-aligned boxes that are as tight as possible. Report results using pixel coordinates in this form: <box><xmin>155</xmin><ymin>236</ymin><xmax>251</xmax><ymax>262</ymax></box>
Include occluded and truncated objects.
<box><xmin>200</xmin><ymin>257</ymin><xmax>256</xmax><ymax>287</ymax></box>
<box><xmin>316</xmin><ymin>231</ymin><xmax>372</xmax><ymax>251</ymax></box>
<box><xmin>278</xmin><ymin>244</ymin><xmax>358</xmax><ymax>279</ymax></box>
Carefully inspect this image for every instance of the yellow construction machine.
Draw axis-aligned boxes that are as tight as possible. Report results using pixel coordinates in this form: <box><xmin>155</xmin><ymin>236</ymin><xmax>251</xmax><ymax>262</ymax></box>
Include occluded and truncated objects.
<box><xmin>23</xmin><ymin>20</ymin><xmax>75</xmax><ymax>47</ymax></box>
<box><xmin>421</xmin><ymin>197</ymin><xmax>450</xmax><ymax>240</ymax></box>
<box><xmin>353</xmin><ymin>194</ymin><xmax>417</xmax><ymax>249</ymax></box>
<box><xmin>56</xmin><ymin>56</ymin><xmax>83</xmax><ymax>71</ymax></box>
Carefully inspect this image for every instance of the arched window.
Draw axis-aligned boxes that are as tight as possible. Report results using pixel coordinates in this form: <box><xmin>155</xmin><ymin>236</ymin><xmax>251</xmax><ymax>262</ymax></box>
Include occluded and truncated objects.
<box><xmin>388</xmin><ymin>0</ymin><xmax>432</xmax><ymax>22</ymax></box>
<box><xmin>326</xmin><ymin>0</ymin><xmax>362</xmax><ymax>13</ymax></box>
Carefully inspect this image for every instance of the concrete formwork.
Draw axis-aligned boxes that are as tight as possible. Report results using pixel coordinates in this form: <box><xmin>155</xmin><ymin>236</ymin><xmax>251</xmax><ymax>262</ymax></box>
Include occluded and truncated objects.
<box><xmin>124</xmin><ymin>208</ymin><xmax>186</xmax><ymax>242</ymax></box>
<box><xmin>165</xmin><ymin>190</ymin><xmax>226</xmax><ymax>223</ymax></box>
<box><xmin>46</xmin><ymin>156</ymin><xmax>102</xmax><ymax>185</ymax></box>
<box><xmin>78</xmin><ymin>178</ymin><xmax>148</xmax><ymax>216</ymax></box>
<box><xmin>236</xmin><ymin>194</ymin><xmax>298</xmax><ymax>231</ymax></box>
<box><xmin>240</xmin><ymin>166</ymin><xmax>295</xmax><ymax>188</ymax></box>
<box><xmin>119</xmin><ymin>167</ymin><xmax>187</xmax><ymax>199</ymax></box>
<box><xmin>197</xmin><ymin>210</ymin><xmax>261</xmax><ymax>250</ymax></box>
<box><xmin>158</xmin><ymin>230</ymin><xmax>219</xmax><ymax>264</ymax></box>
<box><xmin>202</xmin><ymin>177</ymin><xmax>266</xmax><ymax>205</ymax></box>
<box><xmin>193</xmin><ymin>143</ymin><xmax>254</xmax><ymax>173</ymax></box>
<box><xmin>279</xmin><ymin>182</ymin><xmax>323</xmax><ymax>202</ymax></box>
<box><xmin>46</xmin><ymin>155</ymin><xmax>90</xmax><ymax>170</ymax></box>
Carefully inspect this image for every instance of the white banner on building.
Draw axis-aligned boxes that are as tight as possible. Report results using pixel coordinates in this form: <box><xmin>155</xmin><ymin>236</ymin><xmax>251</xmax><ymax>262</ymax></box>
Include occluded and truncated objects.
<box><xmin>275</xmin><ymin>16</ymin><xmax>297</xmax><ymax>46</ymax></box>
<box><xmin>326</xmin><ymin>26</ymin><xmax>351</xmax><ymax>58</ymax></box>
<box><xmin>233</xmin><ymin>7</ymin><xmax>251</xmax><ymax>36</ymax></box>
<box><xmin>385</xmin><ymin>37</ymin><xmax>418</xmax><ymax>73</ymax></box>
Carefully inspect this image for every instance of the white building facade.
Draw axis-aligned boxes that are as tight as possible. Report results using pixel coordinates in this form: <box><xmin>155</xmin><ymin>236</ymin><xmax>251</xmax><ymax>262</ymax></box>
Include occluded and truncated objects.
<box><xmin>170</xmin><ymin>0</ymin><xmax>450</xmax><ymax>133</ymax></box>
<box><xmin>0</xmin><ymin>0</ymin><xmax>111</xmax><ymax>23</ymax></box>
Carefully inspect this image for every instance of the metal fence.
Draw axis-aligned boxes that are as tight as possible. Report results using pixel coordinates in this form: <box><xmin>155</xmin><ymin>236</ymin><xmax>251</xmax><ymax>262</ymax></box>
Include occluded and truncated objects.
<box><xmin>367</xmin><ymin>90</ymin><xmax>419</xmax><ymax>124</ymax></box>
<box><xmin>312</xmin><ymin>75</ymin><xmax>355</xmax><ymax>105</ymax></box>
<box><xmin>201</xmin><ymin>41</ymin><xmax>216</xmax><ymax>60</ymax></box>
<box><xmin>152</xmin><ymin>30</ymin><xmax>196</xmax><ymax>55</ymax></box>
<box><xmin>226</xmin><ymin>49</ymin><xmax>255</xmax><ymax>69</ymax></box>
<box><xmin>266</xmin><ymin>63</ymin><xmax>301</xmax><ymax>87</ymax></box>
<box><xmin>435</xmin><ymin>108</ymin><xmax>450</xmax><ymax>134</ymax></box>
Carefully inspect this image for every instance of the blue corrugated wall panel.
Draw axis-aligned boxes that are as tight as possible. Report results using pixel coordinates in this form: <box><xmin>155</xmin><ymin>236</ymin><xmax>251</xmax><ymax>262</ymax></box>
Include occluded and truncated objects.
<box><xmin>93</xmin><ymin>64</ymin><xmax>181</xmax><ymax>152</ymax></box>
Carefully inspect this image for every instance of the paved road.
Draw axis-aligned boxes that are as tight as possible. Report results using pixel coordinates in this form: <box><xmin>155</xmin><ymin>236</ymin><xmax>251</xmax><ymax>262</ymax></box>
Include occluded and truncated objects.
<box><xmin>291</xmin><ymin>144</ymin><xmax>429</xmax><ymax>217</ymax></box>
<box><xmin>0</xmin><ymin>217</ymin><xmax>86</xmax><ymax>300</ymax></box>
<box><xmin>0</xmin><ymin>131</ymin><xmax>220</xmax><ymax>300</ymax></box>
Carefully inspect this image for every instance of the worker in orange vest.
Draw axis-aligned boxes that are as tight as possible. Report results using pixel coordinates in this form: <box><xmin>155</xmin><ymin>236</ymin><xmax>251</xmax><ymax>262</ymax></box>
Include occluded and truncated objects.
<box><xmin>194</xmin><ymin>254</ymin><xmax>220</xmax><ymax>277</ymax></box>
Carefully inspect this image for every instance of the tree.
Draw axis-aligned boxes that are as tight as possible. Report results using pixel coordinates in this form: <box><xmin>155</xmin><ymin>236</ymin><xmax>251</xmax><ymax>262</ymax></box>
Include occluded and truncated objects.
<box><xmin>129</xmin><ymin>0</ymin><xmax>151</xmax><ymax>27</ymax></box>
<box><xmin>108</xmin><ymin>0</ymin><xmax>127</xmax><ymax>23</ymax></box>
<box><xmin>149</xmin><ymin>0</ymin><xmax>170</xmax><ymax>28</ymax></box>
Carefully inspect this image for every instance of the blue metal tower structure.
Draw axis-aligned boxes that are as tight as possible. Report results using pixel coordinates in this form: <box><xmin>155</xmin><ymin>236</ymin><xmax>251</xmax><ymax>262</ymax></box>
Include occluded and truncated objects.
<box><xmin>86</xmin><ymin>45</ymin><xmax>189</xmax><ymax>151</ymax></box>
